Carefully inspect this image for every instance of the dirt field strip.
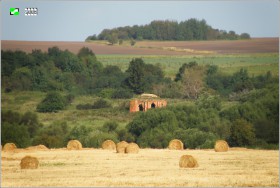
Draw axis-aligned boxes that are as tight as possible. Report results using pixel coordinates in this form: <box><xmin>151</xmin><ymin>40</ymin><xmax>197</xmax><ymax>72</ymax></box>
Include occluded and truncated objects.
<box><xmin>2</xmin><ymin>38</ymin><xmax>278</xmax><ymax>55</ymax></box>
<box><xmin>1</xmin><ymin>148</ymin><xmax>278</xmax><ymax>187</ymax></box>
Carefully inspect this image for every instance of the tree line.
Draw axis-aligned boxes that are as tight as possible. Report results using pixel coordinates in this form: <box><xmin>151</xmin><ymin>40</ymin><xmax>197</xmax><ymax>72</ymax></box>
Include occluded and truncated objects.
<box><xmin>1</xmin><ymin>47</ymin><xmax>278</xmax><ymax>149</ymax></box>
<box><xmin>86</xmin><ymin>18</ymin><xmax>250</xmax><ymax>43</ymax></box>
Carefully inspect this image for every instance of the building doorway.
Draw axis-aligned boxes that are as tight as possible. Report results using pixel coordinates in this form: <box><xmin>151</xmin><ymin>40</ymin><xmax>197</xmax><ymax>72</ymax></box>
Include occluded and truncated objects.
<box><xmin>151</xmin><ymin>103</ymin><xmax>156</xmax><ymax>108</ymax></box>
<box><xmin>139</xmin><ymin>104</ymin><xmax>144</xmax><ymax>111</ymax></box>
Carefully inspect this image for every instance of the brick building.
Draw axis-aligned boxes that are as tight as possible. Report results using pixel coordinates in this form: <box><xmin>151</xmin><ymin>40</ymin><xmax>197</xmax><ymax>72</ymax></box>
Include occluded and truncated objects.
<box><xmin>129</xmin><ymin>93</ymin><xmax>167</xmax><ymax>112</ymax></box>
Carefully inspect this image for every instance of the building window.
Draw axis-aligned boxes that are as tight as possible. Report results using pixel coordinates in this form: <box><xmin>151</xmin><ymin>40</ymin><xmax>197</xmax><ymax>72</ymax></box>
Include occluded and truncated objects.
<box><xmin>151</xmin><ymin>103</ymin><xmax>156</xmax><ymax>108</ymax></box>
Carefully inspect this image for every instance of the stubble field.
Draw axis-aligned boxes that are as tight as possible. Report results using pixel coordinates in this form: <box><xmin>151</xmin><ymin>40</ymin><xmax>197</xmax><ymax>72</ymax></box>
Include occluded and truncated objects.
<box><xmin>1</xmin><ymin>148</ymin><xmax>279</xmax><ymax>187</ymax></box>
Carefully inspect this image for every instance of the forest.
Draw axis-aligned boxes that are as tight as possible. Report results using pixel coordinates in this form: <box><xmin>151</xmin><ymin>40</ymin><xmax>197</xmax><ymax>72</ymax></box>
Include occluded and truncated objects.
<box><xmin>1</xmin><ymin>47</ymin><xmax>278</xmax><ymax>150</ymax></box>
<box><xmin>86</xmin><ymin>18</ymin><xmax>251</xmax><ymax>43</ymax></box>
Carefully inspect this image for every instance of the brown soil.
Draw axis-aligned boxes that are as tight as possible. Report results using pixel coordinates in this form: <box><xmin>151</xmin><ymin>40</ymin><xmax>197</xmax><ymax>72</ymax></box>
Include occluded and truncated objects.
<box><xmin>2</xmin><ymin>38</ymin><xmax>278</xmax><ymax>55</ymax></box>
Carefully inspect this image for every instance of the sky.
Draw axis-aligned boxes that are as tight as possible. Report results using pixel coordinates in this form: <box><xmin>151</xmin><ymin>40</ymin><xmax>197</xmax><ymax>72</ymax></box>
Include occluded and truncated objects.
<box><xmin>1</xmin><ymin>0</ymin><xmax>279</xmax><ymax>41</ymax></box>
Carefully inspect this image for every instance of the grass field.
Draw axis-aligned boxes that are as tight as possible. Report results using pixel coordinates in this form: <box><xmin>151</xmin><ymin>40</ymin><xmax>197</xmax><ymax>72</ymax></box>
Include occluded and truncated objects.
<box><xmin>97</xmin><ymin>53</ymin><xmax>279</xmax><ymax>78</ymax></box>
<box><xmin>1</xmin><ymin>148</ymin><xmax>279</xmax><ymax>187</ymax></box>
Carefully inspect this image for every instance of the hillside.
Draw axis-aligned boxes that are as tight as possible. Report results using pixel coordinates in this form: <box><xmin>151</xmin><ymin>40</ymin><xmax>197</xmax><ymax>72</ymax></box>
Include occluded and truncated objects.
<box><xmin>86</xmin><ymin>18</ymin><xmax>251</xmax><ymax>41</ymax></box>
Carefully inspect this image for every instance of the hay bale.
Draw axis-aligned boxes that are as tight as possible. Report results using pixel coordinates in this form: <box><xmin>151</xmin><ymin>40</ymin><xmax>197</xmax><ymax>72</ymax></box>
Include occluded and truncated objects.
<box><xmin>214</xmin><ymin>140</ymin><xmax>229</xmax><ymax>152</ymax></box>
<box><xmin>102</xmin><ymin>140</ymin><xmax>116</xmax><ymax>150</ymax></box>
<box><xmin>116</xmin><ymin>141</ymin><xmax>129</xmax><ymax>153</ymax></box>
<box><xmin>20</xmin><ymin>156</ymin><xmax>39</xmax><ymax>169</ymax></box>
<box><xmin>3</xmin><ymin>143</ymin><xmax>17</xmax><ymax>151</ymax></box>
<box><xmin>26</xmin><ymin>145</ymin><xmax>49</xmax><ymax>150</ymax></box>
<box><xmin>67</xmin><ymin>140</ymin><xmax>82</xmax><ymax>150</ymax></box>
<box><xmin>168</xmin><ymin>139</ymin><xmax>184</xmax><ymax>150</ymax></box>
<box><xmin>125</xmin><ymin>143</ymin><xmax>140</xmax><ymax>154</ymax></box>
<box><xmin>179</xmin><ymin>155</ymin><xmax>198</xmax><ymax>168</ymax></box>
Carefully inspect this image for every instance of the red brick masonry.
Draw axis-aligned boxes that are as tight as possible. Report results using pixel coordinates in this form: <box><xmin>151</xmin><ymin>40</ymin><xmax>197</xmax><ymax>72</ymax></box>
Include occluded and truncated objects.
<box><xmin>129</xmin><ymin>99</ymin><xmax>167</xmax><ymax>112</ymax></box>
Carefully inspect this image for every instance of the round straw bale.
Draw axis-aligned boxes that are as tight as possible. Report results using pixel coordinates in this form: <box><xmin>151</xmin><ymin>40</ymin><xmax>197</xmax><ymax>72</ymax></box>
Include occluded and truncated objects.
<box><xmin>168</xmin><ymin>139</ymin><xmax>184</xmax><ymax>150</ymax></box>
<box><xmin>20</xmin><ymin>156</ymin><xmax>39</xmax><ymax>169</ymax></box>
<box><xmin>3</xmin><ymin>143</ymin><xmax>17</xmax><ymax>151</ymax></box>
<box><xmin>214</xmin><ymin>140</ymin><xmax>229</xmax><ymax>152</ymax></box>
<box><xmin>67</xmin><ymin>140</ymin><xmax>82</xmax><ymax>150</ymax></box>
<box><xmin>102</xmin><ymin>140</ymin><xmax>116</xmax><ymax>150</ymax></box>
<box><xmin>26</xmin><ymin>145</ymin><xmax>49</xmax><ymax>150</ymax></box>
<box><xmin>125</xmin><ymin>143</ymin><xmax>139</xmax><ymax>154</ymax></box>
<box><xmin>179</xmin><ymin>155</ymin><xmax>198</xmax><ymax>168</ymax></box>
<box><xmin>116</xmin><ymin>141</ymin><xmax>129</xmax><ymax>153</ymax></box>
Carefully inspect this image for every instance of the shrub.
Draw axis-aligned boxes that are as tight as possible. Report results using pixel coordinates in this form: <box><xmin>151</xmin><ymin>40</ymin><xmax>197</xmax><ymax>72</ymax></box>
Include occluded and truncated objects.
<box><xmin>92</xmin><ymin>98</ymin><xmax>111</xmax><ymax>109</ymax></box>
<box><xmin>102</xmin><ymin>121</ymin><xmax>118</xmax><ymax>133</ymax></box>
<box><xmin>36</xmin><ymin>92</ymin><xmax>66</xmax><ymax>112</ymax></box>
<box><xmin>86</xmin><ymin>131</ymin><xmax>119</xmax><ymax>148</ymax></box>
<box><xmin>175</xmin><ymin>128</ymin><xmax>217</xmax><ymax>149</ymax></box>
<box><xmin>112</xmin><ymin>89</ymin><xmax>133</xmax><ymax>99</ymax></box>
<box><xmin>228</xmin><ymin>119</ymin><xmax>256</xmax><ymax>147</ymax></box>
<box><xmin>76</xmin><ymin>103</ymin><xmax>93</xmax><ymax>110</ymax></box>
<box><xmin>32</xmin><ymin>121</ymin><xmax>69</xmax><ymax>148</ymax></box>
<box><xmin>1</xmin><ymin>122</ymin><xmax>31</xmax><ymax>148</ymax></box>
<box><xmin>118</xmin><ymin>129</ymin><xmax>135</xmax><ymax>142</ymax></box>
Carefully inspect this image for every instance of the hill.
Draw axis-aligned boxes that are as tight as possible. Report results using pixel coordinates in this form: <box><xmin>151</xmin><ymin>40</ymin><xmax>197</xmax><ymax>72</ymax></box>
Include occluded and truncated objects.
<box><xmin>86</xmin><ymin>18</ymin><xmax>251</xmax><ymax>42</ymax></box>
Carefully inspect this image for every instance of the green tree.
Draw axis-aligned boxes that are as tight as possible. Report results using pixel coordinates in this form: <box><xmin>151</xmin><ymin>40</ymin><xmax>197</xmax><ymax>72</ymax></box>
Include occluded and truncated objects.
<box><xmin>1</xmin><ymin>122</ymin><xmax>31</xmax><ymax>148</ymax></box>
<box><xmin>77</xmin><ymin>47</ymin><xmax>95</xmax><ymax>58</ymax></box>
<box><xmin>228</xmin><ymin>119</ymin><xmax>256</xmax><ymax>147</ymax></box>
<box><xmin>125</xmin><ymin>58</ymin><xmax>145</xmax><ymax>94</ymax></box>
<box><xmin>36</xmin><ymin>92</ymin><xmax>66</xmax><ymax>112</ymax></box>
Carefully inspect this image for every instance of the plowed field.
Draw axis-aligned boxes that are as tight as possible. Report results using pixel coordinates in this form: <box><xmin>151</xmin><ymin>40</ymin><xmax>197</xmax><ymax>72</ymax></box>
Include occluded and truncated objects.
<box><xmin>2</xmin><ymin>38</ymin><xmax>278</xmax><ymax>55</ymax></box>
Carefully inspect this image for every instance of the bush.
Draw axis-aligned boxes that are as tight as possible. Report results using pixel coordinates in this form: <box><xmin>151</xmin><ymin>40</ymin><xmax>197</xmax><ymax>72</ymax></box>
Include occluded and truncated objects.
<box><xmin>76</xmin><ymin>103</ymin><xmax>93</xmax><ymax>110</ymax></box>
<box><xmin>1</xmin><ymin>122</ymin><xmax>31</xmax><ymax>148</ymax></box>
<box><xmin>92</xmin><ymin>98</ymin><xmax>111</xmax><ymax>109</ymax></box>
<box><xmin>36</xmin><ymin>92</ymin><xmax>66</xmax><ymax>112</ymax></box>
<box><xmin>102</xmin><ymin>121</ymin><xmax>118</xmax><ymax>133</ymax></box>
<box><xmin>175</xmin><ymin>128</ymin><xmax>217</xmax><ymax>149</ymax></box>
<box><xmin>117</xmin><ymin>129</ymin><xmax>135</xmax><ymax>142</ymax></box>
<box><xmin>228</xmin><ymin>119</ymin><xmax>256</xmax><ymax>147</ymax></box>
<box><xmin>111</xmin><ymin>89</ymin><xmax>133</xmax><ymax>99</ymax></box>
<box><xmin>86</xmin><ymin>131</ymin><xmax>119</xmax><ymax>148</ymax></box>
<box><xmin>32</xmin><ymin>121</ymin><xmax>69</xmax><ymax>148</ymax></box>
<box><xmin>1</xmin><ymin>110</ymin><xmax>42</xmax><ymax>138</ymax></box>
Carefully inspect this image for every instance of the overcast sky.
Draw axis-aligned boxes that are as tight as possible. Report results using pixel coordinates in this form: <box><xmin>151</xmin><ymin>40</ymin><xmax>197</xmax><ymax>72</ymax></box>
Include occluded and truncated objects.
<box><xmin>1</xmin><ymin>0</ymin><xmax>279</xmax><ymax>41</ymax></box>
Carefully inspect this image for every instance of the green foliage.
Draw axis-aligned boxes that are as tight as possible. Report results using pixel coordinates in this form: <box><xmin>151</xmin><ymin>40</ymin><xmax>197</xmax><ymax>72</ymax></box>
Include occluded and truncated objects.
<box><xmin>1</xmin><ymin>122</ymin><xmax>31</xmax><ymax>148</ymax></box>
<box><xmin>174</xmin><ymin>61</ymin><xmax>197</xmax><ymax>82</ymax></box>
<box><xmin>195</xmin><ymin>93</ymin><xmax>221</xmax><ymax>110</ymax></box>
<box><xmin>127</xmin><ymin>108</ymin><xmax>179</xmax><ymax>148</ymax></box>
<box><xmin>228</xmin><ymin>119</ymin><xmax>256</xmax><ymax>147</ymax></box>
<box><xmin>1</xmin><ymin>110</ymin><xmax>42</xmax><ymax>140</ymax></box>
<box><xmin>125</xmin><ymin>58</ymin><xmax>165</xmax><ymax>94</ymax></box>
<box><xmin>77</xmin><ymin>47</ymin><xmax>95</xmax><ymax>58</ymax></box>
<box><xmin>111</xmin><ymin>89</ymin><xmax>133</xmax><ymax>99</ymax></box>
<box><xmin>36</xmin><ymin>92</ymin><xmax>66</xmax><ymax>112</ymax></box>
<box><xmin>175</xmin><ymin>128</ymin><xmax>217</xmax><ymax>149</ymax></box>
<box><xmin>90</xmin><ymin>18</ymin><xmax>250</xmax><ymax>41</ymax></box>
<box><xmin>117</xmin><ymin>129</ymin><xmax>135</xmax><ymax>142</ymax></box>
<box><xmin>102</xmin><ymin>121</ymin><xmax>118</xmax><ymax>133</ymax></box>
<box><xmin>33</xmin><ymin>121</ymin><xmax>69</xmax><ymax>148</ymax></box>
<box><xmin>86</xmin><ymin>131</ymin><xmax>119</xmax><ymax>148</ymax></box>
<box><xmin>125</xmin><ymin>58</ymin><xmax>145</xmax><ymax>94</ymax></box>
<box><xmin>76</xmin><ymin>98</ymin><xmax>112</xmax><ymax>110</ymax></box>
<box><xmin>92</xmin><ymin>98</ymin><xmax>111</xmax><ymax>109</ymax></box>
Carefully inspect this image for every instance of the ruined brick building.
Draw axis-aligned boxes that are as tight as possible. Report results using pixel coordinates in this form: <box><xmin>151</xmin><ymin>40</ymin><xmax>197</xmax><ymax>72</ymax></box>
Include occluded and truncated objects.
<box><xmin>129</xmin><ymin>93</ymin><xmax>167</xmax><ymax>112</ymax></box>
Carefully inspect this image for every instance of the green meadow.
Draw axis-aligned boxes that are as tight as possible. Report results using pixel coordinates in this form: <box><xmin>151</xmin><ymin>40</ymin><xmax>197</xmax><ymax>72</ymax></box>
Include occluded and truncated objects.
<box><xmin>97</xmin><ymin>53</ymin><xmax>279</xmax><ymax>78</ymax></box>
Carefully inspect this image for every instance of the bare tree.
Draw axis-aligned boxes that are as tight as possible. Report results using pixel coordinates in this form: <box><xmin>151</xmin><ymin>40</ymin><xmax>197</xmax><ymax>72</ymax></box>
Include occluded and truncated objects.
<box><xmin>181</xmin><ymin>66</ymin><xmax>205</xmax><ymax>99</ymax></box>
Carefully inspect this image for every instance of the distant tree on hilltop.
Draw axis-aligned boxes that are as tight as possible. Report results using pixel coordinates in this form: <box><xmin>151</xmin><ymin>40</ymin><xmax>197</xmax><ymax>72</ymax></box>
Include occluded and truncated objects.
<box><xmin>86</xmin><ymin>18</ymin><xmax>251</xmax><ymax>42</ymax></box>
